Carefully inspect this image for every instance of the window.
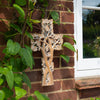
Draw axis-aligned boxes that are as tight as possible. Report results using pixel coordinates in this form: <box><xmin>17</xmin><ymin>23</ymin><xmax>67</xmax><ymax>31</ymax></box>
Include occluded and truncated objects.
<box><xmin>74</xmin><ymin>0</ymin><xmax>100</xmax><ymax>77</ymax></box>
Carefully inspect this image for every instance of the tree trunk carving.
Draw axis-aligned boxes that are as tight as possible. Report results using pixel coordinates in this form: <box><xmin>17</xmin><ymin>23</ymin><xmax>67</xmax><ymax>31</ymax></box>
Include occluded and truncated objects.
<box><xmin>31</xmin><ymin>19</ymin><xmax>63</xmax><ymax>86</ymax></box>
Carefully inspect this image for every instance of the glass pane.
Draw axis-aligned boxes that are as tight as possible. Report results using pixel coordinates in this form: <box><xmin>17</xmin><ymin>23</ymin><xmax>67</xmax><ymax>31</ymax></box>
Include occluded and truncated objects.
<box><xmin>83</xmin><ymin>9</ymin><xmax>100</xmax><ymax>58</ymax></box>
<box><xmin>82</xmin><ymin>0</ymin><xmax>100</xmax><ymax>7</ymax></box>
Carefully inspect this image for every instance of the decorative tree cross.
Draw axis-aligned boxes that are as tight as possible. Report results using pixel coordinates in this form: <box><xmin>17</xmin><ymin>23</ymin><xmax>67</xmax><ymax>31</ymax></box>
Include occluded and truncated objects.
<box><xmin>31</xmin><ymin>19</ymin><xmax>63</xmax><ymax>86</ymax></box>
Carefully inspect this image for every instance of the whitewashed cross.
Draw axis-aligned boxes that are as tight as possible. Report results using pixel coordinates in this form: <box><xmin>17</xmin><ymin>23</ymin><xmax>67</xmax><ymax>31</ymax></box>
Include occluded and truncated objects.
<box><xmin>31</xmin><ymin>19</ymin><xmax>63</xmax><ymax>86</ymax></box>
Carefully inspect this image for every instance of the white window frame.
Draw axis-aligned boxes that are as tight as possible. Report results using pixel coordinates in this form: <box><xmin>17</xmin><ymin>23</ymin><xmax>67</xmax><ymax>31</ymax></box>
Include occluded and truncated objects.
<box><xmin>74</xmin><ymin>0</ymin><xmax>100</xmax><ymax>78</ymax></box>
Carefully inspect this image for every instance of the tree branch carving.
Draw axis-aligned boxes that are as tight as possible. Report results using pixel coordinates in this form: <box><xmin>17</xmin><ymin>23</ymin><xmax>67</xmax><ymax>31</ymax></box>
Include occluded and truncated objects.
<box><xmin>31</xmin><ymin>19</ymin><xmax>63</xmax><ymax>86</ymax></box>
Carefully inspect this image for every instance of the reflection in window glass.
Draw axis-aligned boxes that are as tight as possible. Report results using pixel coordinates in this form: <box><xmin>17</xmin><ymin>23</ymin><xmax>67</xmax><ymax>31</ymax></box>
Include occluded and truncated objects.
<box><xmin>83</xmin><ymin>9</ymin><xmax>100</xmax><ymax>58</ymax></box>
<box><xmin>82</xmin><ymin>0</ymin><xmax>100</xmax><ymax>7</ymax></box>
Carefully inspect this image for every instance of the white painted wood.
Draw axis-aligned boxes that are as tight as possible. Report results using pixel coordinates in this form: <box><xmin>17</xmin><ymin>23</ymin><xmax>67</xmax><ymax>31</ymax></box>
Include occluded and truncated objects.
<box><xmin>82</xmin><ymin>6</ymin><xmax>100</xmax><ymax>10</ymax></box>
<box><xmin>74</xmin><ymin>0</ymin><xmax>100</xmax><ymax>78</ymax></box>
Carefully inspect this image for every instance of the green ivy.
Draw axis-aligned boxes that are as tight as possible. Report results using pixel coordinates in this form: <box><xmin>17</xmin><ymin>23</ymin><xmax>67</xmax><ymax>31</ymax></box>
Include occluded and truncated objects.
<box><xmin>0</xmin><ymin>0</ymin><xmax>75</xmax><ymax>100</ymax></box>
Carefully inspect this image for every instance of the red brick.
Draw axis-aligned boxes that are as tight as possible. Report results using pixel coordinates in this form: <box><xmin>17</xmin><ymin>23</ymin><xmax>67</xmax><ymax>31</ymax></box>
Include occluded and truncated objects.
<box><xmin>61</xmin><ymin>57</ymin><xmax>74</xmax><ymax>67</ymax></box>
<box><xmin>0</xmin><ymin>0</ymin><xmax>9</xmax><ymax>6</ymax></box>
<box><xmin>25</xmin><ymin>71</ymin><xmax>42</xmax><ymax>82</ymax></box>
<box><xmin>48</xmin><ymin>91</ymin><xmax>77</xmax><ymax>100</ymax></box>
<box><xmin>79</xmin><ymin>88</ymin><xmax>100</xmax><ymax>99</ymax></box>
<box><xmin>63</xmin><ymin>47</ymin><xmax>74</xmax><ymax>56</ymax></box>
<box><xmin>0</xmin><ymin>46</ymin><xmax>6</xmax><ymax>60</ymax></box>
<box><xmin>63</xmin><ymin>35</ymin><xmax>74</xmax><ymax>45</ymax></box>
<box><xmin>0</xmin><ymin>7</ymin><xmax>14</xmax><ymax>20</ymax></box>
<box><xmin>33</xmin><ymin>57</ymin><xmax>60</xmax><ymax>69</ymax></box>
<box><xmin>0</xmin><ymin>20</ymin><xmax>9</xmax><ymax>32</ymax></box>
<box><xmin>31</xmin><ymin>24</ymin><xmax>41</xmax><ymax>33</ymax></box>
<box><xmin>61</xmin><ymin>12</ymin><xmax>74</xmax><ymax>23</ymax></box>
<box><xmin>54</xmin><ymin>68</ymin><xmax>74</xmax><ymax>80</ymax></box>
<box><xmin>30</xmin><ymin>81</ymin><xmax>61</xmax><ymax>93</ymax></box>
<box><xmin>0</xmin><ymin>35</ymin><xmax>6</xmax><ymax>45</ymax></box>
<box><xmin>53</xmin><ymin>57</ymin><xmax>60</xmax><ymax>68</ymax></box>
<box><xmin>33</xmin><ymin>59</ymin><xmax>42</xmax><ymax>69</ymax></box>
<box><xmin>31</xmin><ymin>10</ymin><xmax>42</xmax><ymax>20</ymax></box>
<box><xmin>54</xmin><ymin>50</ymin><xmax>62</xmax><ymax>56</ymax></box>
<box><xmin>33</xmin><ymin>51</ymin><xmax>42</xmax><ymax>57</ymax></box>
<box><xmin>62</xmin><ymin>79</ymin><xmax>75</xmax><ymax>90</ymax></box>
<box><xmin>54</xmin><ymin>24</ymin><xmax>74</xmax><ymax>34</ymax></box>
<box><xmin>48</xmin><ymin>1</ymin><xmax>73</xmax><ymax>11</ymax></box>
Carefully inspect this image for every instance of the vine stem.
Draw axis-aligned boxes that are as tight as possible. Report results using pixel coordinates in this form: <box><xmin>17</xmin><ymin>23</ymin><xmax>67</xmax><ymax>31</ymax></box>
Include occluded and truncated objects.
<box><xmin>21</xmin><ymin>0</ymin><xmax>29</xmax><ymax>47</ymax></box>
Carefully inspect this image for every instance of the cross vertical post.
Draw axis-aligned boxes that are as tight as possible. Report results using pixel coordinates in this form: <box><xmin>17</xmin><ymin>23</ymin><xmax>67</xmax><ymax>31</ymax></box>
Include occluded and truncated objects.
<box><xmin>31</xmin><ymin>19</ymin><xmax>63</xmax><ymax>86</ymax></box>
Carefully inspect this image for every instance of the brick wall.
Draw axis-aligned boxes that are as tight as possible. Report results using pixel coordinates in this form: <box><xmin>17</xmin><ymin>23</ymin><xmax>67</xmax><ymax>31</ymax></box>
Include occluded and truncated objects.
<box><xmin>0</xmin><ymin>0</ymin><xmax>77</xmax><ymax>100</ymax></box>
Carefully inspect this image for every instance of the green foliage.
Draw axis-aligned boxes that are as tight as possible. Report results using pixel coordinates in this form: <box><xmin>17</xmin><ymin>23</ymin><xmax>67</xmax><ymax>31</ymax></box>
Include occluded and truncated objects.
<box><xmin>2</xmin><ymin>87</ymin><xmax>13</xmax><ymax>99</ymax></box>
<box><xmin>13</xmin><ymin>4</ymin><xmax>25</xmax><ymax>19</ymax></box>
<box><xmin>15</xmin><ymin>0</ymin><xmax>26</xmax><ymax>6</ymax></box>
<box><xmin>22</xmin><ymin>72</ymin><xmax>31</xmax><ymax>89</ymax></box>
<box><xmin>19</xmin><ymin>48</ymin><xmax>34</xmax><ymax>69</ymax></box>
<box><xmin>63</xmin><ymin>35</ymin><xmax>76</xmax><ymax>44</ymax></box>
<box><xmin>15</xmin><ymin>86</ymin><xmax>27</xmax><ymax>100</ymax></box>
<box><xmin>96</xmin><ymin>98</ymin><xmax>100</xmax><ymax>100</ymax></box>
<box><xmin>0</xmin><ymin>90</ymin><xmax>5</xmax><ymax>100</ymax></box>
<box><xmin>63</xmin><ymin>42</ymin><xmax>75</xmax><ymax>52</ymax></box>
<box><xmin>0</xmin><ymin>0</ymin><xmax>75</xmax><ymax>100</ymax></box>
<box><xmin>5</xmin><ymin>68</ymin><xmax>14</xmax><ymax>89</ymax></box>
<box><xmin>14</xmin><ymin>73</ymin><xmax>23</xmax><ymax>87</ymax></box>
<box><xmin>0</xmin><ymin>78</ymin><xmax>3</xmax><ymax>85</ymax></box>
<box><xmin>10</xmin><ymin>24</ymin><xmax>22</xmax><ymax>34</ymax></box>
<box><xmin>60</xmin><ymin>55</ymin><xmax>70</xmax><ymax>63</ymax></box>
<box><xmin>50</xmin><ymin>11</ymin><xmax>60</xmax><ymax>24</ymax></box>
<box><xmin>28</xmin><ymin>96</ymin><xmax>35</xmax><ymax>100</ymax></box>
<box><xmin>34</xmin><ymin>91</ymin><xmax>50</xmax><ymax>100</ymax></box>
<box><xmin>6</xmin><ymin>39</ymin><xmax>21</xmax><ymax>56</ymax></box>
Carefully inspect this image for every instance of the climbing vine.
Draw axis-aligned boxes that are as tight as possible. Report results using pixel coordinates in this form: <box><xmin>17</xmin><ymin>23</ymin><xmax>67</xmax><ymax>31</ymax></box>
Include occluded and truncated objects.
<box><xmin>0</xmin><ymin>0</ymin><xmax>75</xmax><ymax>100</ymax></box>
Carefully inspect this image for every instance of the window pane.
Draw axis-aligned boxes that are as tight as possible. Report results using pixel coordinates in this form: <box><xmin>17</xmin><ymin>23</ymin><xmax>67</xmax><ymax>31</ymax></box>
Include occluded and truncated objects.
<box><xmin>83</xmin><ymin>9</ymin><xmax>100</xmax><ymax>58</ymax></box>
<box><xmin>82</xmin><ymin>0</ymin><xmax>100</xmax><ymax>7</ymax></box>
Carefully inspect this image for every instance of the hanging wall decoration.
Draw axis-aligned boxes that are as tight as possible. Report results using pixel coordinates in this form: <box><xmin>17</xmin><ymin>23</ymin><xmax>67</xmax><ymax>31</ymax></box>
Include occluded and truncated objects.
<box><xmin>31</xmin><ymin>19</ymin><xmax>63</xmax><ymax>86</ymax></box>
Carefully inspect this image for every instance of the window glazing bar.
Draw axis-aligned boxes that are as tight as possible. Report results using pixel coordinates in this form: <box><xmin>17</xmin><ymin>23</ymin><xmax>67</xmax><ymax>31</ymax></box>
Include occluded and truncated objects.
<box><xmin>82</xmin><ymin>6</ymin><xmax>100</xmax><ymax>10</ymax></box>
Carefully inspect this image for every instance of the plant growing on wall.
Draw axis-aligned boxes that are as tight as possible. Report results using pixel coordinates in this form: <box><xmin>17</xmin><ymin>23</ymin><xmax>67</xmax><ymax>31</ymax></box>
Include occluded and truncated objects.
<box><xmin>0</xmin><ymin>0</ymin><xmax>75</xmax><ymax>99</ymax></box>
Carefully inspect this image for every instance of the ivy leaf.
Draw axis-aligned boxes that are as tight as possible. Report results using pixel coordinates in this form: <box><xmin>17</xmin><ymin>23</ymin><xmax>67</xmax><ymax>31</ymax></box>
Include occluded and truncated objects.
<box><xmin>10</xmin><ymin>58</ymin><xmax>27</xmax><ymax>72</ymax></box>
<box><xmin>25</xmin><ymin>45</ymin><xmax>32</xmax><ymax>55</ymax></box>
<box><xmin>42</xmin><ymin>94</ymin><xmax>50</xmax><ymax>100</ymax></box>
<box><xmin>25</xmin><ymin>31</ymin><xmax>33</xmax><ymax>40</ymax></box>
<box><xmin>19</xmin><ymin>48</ymin><xmax>34</xmax><ymax>69</ymax></box>
<box><xmin>29</xmin><ymin>1</ymin><xmax>34</xmax><ymax>10</ymax></box>
<box><xmin>0</xmin><ymin>90</ymin><xmax>5</xmax><ymax>100</ymax></box>
<box><xmin>50</xmin><ymin>11</ymin><xmax>59</xmax><ymax>22</ymax></box>
<box><xmin>63</xmin><ymin>42</ymin><xmax>76</xmax><ymax>52</ymax></box>
<box><xmin>4</xmin><ymin>68</ymin><xmax>14</xmax><ymax>89</ymax></box>
<box><xmin>11</xmin><ymin>97</ymin><xmax>16</xmax><ymax>100</ymax></box>
<box><xmin>27</xmin><ymin>19</ymin><xmax>33</xmax><ymax>32</ymax></box>
<box><xmin>0</xmin><ymin>78</ymin><xmax>4</xmax><ymax>85</ymax></box>
<box><xmin>15</xmin><ymin>0</ymin><xmax>26</xmax><ymax>6</ymax></box>
<box><xmin>14</xmin><ymin>73</ymin><xmax>22</xmax><ymax>87</ymax></box>
<box><xmin>63</xmin><ymin>35</ymin><xmax>76</xmax><ymax>44</ymax></box>
<box><xmin>10</xmin><ymin>24</ymin><xmax>22</xmax><ymax>34</ymax></box>
<box><xmin>0</xmin><ymin>67</ymin><xmax>14</xmax><ymax>89</ymax></box>
<box><xmin>28</xmin><ymin>96</ymin><xmax>35</xmax><ymax>100</ymax></box>
<box><xmin>96</xmin><ymin>98</ymin><xmax>100</xmax><ymax>100</ymax></box>
<box><xmin>2</xmin><ymin>87</ymin><xmax>13</xmax><ymax>99</ymax></box>
<box><xmin>22</xmin><ymin>72</ymin><xmax>31</xmax><ymax>89</ymax></box>
<box><xmin>30</xmin><ymin>19</ymin><xmax>41</xmax><ymax>24</ymax></box>
<box><xmin>34</xmin><ymin>91</ymin><xmax>49</xmax><ymax>100</ymax></box>
<box><xmin>13</xmin><ymin>42</ymin><xmax>21</xmax><ymax>55</ymax></box>
<box><xmin>60</xmin><ymin>55</ymin><xmax>70</xmax><ymax>63</ymax></box>
<box><xmin>13</xmin><ymin>4</ymin><xmax>25</xmax><ymax>19</ymax></box>
<box><xmin>7</xmin><ymin>40</ymin><xmax>21</xmax><ymax>55</ymax></box>
<box><xmin>15</xmin><ymin>87</ymin><xmax>27</xmax><ymax>100</ymax></box>
<box><xmin>34</xmin><ymin>91</ymin><xmax>45</xmax><ymax>100</ymax></box>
